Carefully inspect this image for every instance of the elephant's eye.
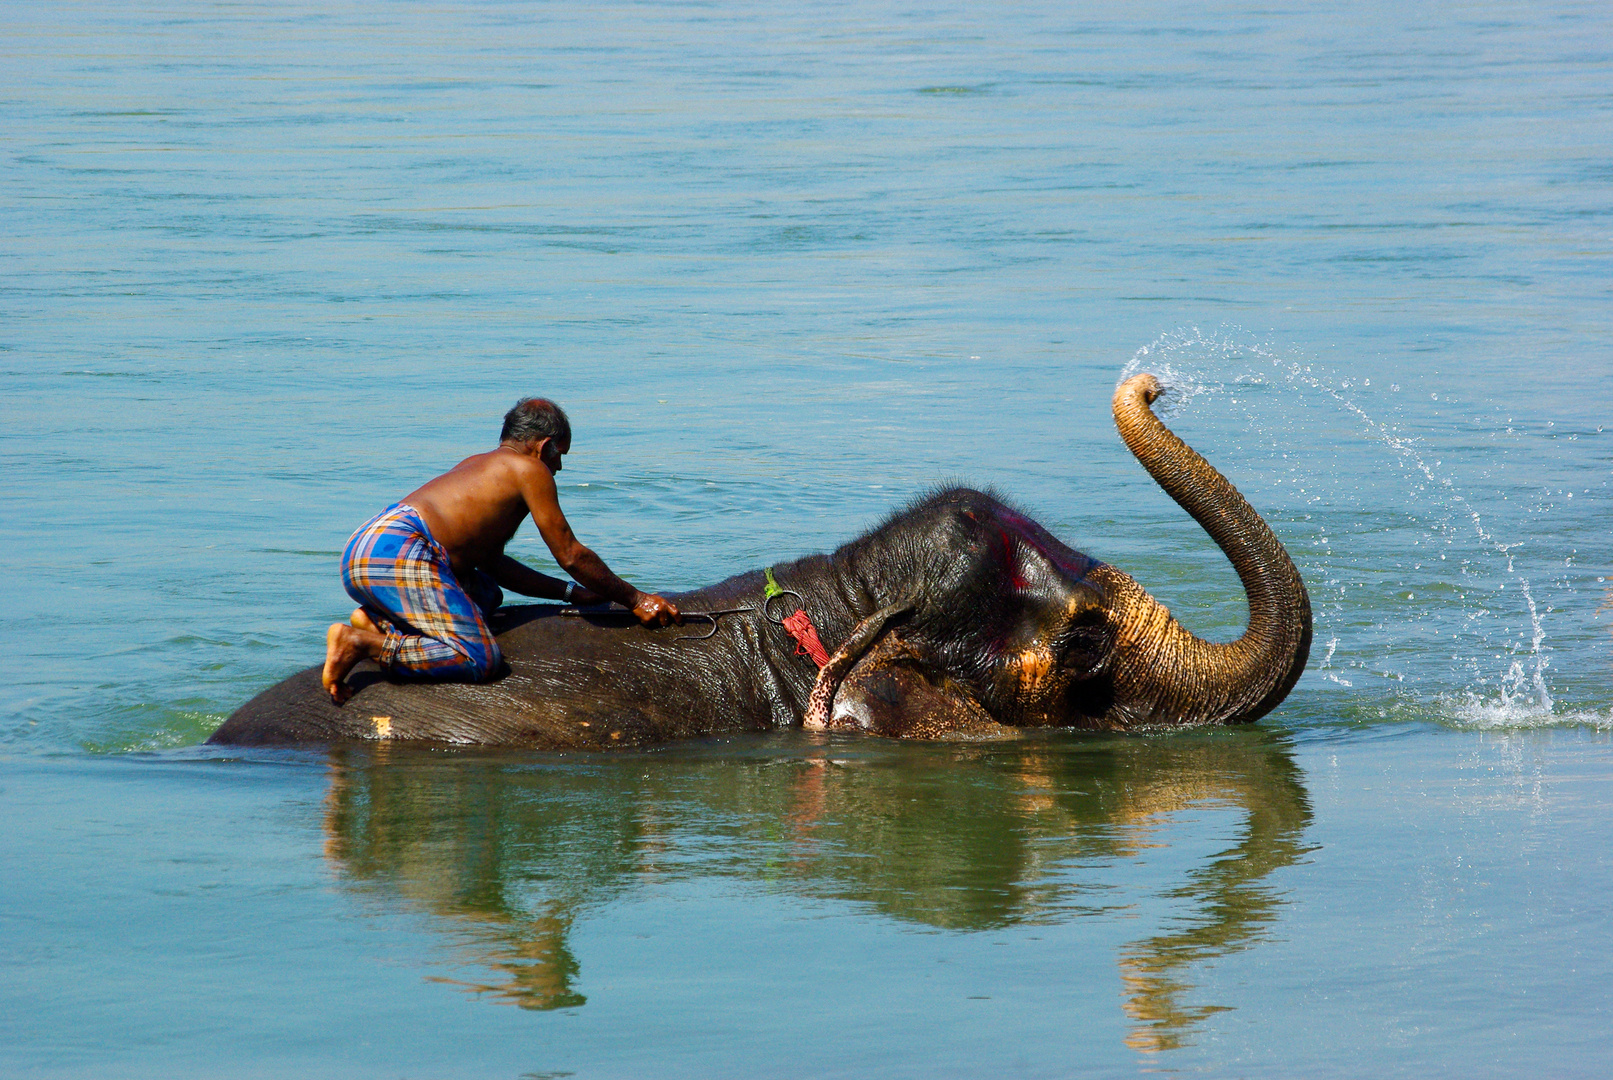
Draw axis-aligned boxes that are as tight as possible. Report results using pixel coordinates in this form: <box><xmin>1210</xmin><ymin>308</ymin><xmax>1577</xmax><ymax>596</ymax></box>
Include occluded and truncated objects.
<box><xmin>1058</xmin><ymin>615</ymin><xmax>1110</xmax><ymax>675</ymax></box>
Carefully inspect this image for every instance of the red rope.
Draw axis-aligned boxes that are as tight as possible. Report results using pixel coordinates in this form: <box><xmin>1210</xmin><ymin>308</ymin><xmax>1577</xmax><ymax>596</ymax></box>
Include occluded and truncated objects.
<box><xmin>781</xmin><ymin>609</ymin><xmax>831</xmax><ymax>668</ymax></box>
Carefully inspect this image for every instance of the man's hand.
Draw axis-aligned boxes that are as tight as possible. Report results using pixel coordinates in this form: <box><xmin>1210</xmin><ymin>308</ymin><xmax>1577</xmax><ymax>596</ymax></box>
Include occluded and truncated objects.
<box><xmin>569</xmin><ymin>586</ymin><xmax>606</xmax><ymax>608</ymax></box>
<box><xmin>633</xmin><ymin>592</ymin><xmax>681</xmax><ymax>627</ymax></box>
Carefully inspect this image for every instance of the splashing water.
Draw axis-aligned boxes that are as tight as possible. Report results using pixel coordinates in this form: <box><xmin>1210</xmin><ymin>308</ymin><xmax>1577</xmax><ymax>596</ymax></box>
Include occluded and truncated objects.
<box><xmin>1118</xmin><ymin>327</ymin><xmax>1609</xmax><ymax>730</ymax></box>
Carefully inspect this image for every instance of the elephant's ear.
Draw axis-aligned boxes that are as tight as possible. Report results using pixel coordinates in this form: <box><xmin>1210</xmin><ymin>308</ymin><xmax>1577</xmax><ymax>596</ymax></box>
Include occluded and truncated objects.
<box><xmin>824</xmin><ymin>633</ymin><xmax>1015</xmax><ymax>740</ymax></box>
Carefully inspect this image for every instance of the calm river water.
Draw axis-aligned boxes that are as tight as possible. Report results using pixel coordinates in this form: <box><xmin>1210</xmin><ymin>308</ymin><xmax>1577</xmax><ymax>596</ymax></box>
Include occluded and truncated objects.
<box><xmin>3</xmin><ymin>1</ymin><xmax>1611</xmax><ymax>1076</ymax></box>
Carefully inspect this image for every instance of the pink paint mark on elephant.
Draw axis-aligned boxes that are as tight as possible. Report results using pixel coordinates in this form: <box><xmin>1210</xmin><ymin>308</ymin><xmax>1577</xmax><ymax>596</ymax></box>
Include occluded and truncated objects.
<box><xmin>998</xmin><ymin>528</ymin><xmax>1029</xmax><ymax>590</ymax></box>
<box><xmin>997</xmin><ymin>510</ymin><xmax>1099</xmax><ymax>582</ymax></box>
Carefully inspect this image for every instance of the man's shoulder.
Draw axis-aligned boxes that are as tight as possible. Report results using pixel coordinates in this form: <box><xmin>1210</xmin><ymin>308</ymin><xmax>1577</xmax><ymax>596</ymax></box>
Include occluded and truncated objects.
<box><xmin>453</xmin><ymin>446</ymin><xmax>535</xmax><ymax>478</ymax></box>
<box><xmin>422</xmin><ymin>448</ymin><xmax>539</xmax><ymax>496</ymax></box>
<box><xmin>481</xmin><ymin>448</ymin><xmax>558</xmax><ymax>504</ymax></box>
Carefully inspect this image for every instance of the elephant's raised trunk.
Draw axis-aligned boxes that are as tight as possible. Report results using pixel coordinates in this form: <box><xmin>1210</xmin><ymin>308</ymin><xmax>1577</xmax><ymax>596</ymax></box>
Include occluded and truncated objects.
<box><xmin>1095</xmin><ymin>373</ymin><xmax>1311</xmax><ymax>725</ymax></box>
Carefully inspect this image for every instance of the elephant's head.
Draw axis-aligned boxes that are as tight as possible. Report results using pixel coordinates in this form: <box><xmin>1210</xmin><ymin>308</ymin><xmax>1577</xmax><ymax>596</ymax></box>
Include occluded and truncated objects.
<box><xmin>812</xmin><ymin>372</ymin><xmax>1312</xmax><ymax>733</ymax></box>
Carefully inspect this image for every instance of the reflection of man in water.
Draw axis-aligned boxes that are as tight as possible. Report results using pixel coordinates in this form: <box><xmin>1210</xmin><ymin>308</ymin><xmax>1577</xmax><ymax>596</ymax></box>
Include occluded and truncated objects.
<box><xmin>321</xmin><ymin>398</ymin><xmax>680</xmax><ymax>704</ymax></box>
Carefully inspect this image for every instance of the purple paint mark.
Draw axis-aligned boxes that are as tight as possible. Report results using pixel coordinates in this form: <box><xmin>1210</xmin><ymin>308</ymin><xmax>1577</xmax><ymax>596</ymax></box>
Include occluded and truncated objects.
<box><xmin>999</xmin><ymin>528</ymin><xmax>1029</xmax><ymax>590</ymax></box>
<box><xmin>997</xmin><ymin>510</ymin><xmax>1096</xmax><ymax>580</ymax></box>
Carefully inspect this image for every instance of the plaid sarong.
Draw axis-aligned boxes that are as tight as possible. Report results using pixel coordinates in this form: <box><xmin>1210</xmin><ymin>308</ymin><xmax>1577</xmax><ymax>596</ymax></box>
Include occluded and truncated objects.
<box><xmin>341</xmin><ymin>503</ymin><xmax>503</xmax><ymax>681</ymax></box>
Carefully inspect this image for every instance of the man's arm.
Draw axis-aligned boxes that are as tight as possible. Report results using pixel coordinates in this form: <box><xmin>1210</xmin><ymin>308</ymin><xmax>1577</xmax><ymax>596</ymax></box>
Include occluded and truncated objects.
<box><xmin>517</xmin><ymin>459</ymin><xmax>680</xmax><ymax>625</ymax></box>
<box><xmin>487</xmin><ymin>555</ymin><xmax>581</xmax><ymax>602</ymax></box>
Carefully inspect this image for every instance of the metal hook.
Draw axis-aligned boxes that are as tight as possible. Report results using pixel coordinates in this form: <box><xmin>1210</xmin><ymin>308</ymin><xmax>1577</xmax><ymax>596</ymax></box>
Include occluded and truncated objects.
<box><xmin>561</xmin><ymin>606</ymin><xmax>748</xmax><ymax>638</ymax></box>
<box><xmin>560</xmin><ymin>604</ymin><xmax>756</xmax><ymax>642</ymax></box>
<box><xmin>674</xmin><ymin>607</ymin><xmax>755</xmax><ymax>641</ymax></box>
<box><xmin>762</xmin><ymin>589</ymin><xmax>805</xmax><ymax>626</ymax></box>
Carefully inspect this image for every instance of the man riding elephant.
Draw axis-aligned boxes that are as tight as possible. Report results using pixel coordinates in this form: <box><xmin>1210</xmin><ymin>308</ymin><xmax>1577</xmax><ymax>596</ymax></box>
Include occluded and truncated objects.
<box><xmin>218</xmin><ymin>372</ymin><xmax>1312</xmax><ymax>747</ymax></box>
<box><xmin>321</xmin><ymin>397</ymin><xmax>681</xmax><ymax>704</ymax></box>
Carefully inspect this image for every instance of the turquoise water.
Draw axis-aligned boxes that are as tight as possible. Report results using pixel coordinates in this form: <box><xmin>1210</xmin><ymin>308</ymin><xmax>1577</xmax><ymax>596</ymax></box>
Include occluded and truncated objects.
<box><xmin>3</xmin><ymin>1</ymin><xmax>1611</xmax><ymax>1075</ymax></box>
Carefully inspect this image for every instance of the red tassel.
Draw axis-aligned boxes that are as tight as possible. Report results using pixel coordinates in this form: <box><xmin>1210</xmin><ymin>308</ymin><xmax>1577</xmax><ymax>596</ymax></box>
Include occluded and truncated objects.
<box><xmin>781</xmin><ymin>609</ymin><xmax>831</xmax><ymax>668</ymax></box>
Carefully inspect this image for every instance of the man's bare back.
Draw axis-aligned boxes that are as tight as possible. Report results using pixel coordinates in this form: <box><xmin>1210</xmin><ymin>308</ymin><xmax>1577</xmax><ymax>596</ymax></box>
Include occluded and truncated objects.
<box><xmin>322</xmin><ymin>398</ymin><xmax>679</xmax><ymax>704</ymax></box>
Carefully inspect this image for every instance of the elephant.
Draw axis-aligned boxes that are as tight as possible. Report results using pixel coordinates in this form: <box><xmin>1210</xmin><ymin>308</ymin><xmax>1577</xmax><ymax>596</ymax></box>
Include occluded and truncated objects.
<box><xmin>208</xmin><ymin>372</ymin><xmax>1311</xmax><ymax>748</ymax></box>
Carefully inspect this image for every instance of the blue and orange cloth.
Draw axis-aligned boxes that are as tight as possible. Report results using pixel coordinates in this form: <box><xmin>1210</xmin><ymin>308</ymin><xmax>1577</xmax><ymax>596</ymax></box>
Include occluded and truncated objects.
<box><xmin>342</xmin><ymin>503</ymin><xmax>503</xmax><ymax>681</ymax></box>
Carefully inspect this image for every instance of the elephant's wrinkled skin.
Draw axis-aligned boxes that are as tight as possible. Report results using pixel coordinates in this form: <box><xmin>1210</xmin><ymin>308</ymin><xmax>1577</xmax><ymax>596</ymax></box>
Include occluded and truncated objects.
<box><xmin>209</xmin><ymin>373</ymin><xmax>1311</xmax><ymax>747</ymax></box>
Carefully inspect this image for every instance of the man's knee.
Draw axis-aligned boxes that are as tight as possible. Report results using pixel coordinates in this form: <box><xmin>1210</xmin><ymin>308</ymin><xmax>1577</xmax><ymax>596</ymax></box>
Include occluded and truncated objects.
<box><xmin>386</xmin><ymin>634</ymin><xmax>501</xmax><ymax>682</ymax></box>
<box><xmin>440</xmin><ymin>634</ymin><xmax>501</xmax><ymax>681</ymax></box>
<box><xmin>462</xmin><ymin>642</ymin><xmax>502</xmax><ymax>681</ymax></box>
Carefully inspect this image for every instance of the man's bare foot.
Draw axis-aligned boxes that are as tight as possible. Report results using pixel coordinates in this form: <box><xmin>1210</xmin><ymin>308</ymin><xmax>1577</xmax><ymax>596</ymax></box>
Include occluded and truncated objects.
<box><xmin>349</xmin><ymin>608</ymin><xmax>382</xmax><ymax>634</ymax></box>
<box><xmin>323</xmin><ymin>623</ymin><xmax>382</xmax><ymax>706</ymax></box>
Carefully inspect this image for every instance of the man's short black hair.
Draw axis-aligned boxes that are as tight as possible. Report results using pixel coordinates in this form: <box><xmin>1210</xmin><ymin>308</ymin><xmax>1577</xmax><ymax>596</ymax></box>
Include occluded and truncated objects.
<box><xmin>501</xmin><ymin>398</ymin><xmax>572</xmax><ymax>449</ymax></box>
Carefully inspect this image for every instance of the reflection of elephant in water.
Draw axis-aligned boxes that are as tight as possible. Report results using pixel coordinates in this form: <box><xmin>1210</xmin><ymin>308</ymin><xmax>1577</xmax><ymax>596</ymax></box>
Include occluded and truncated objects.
<box><xmin>212</xmin><ymin>374</ymin><xmax>1310</xmax><ymax>748</ymax></box>
<box><xmin>320</xmin><ymin>728</ymin><xmax>1312</xmax><ymax>1051</ymax></box>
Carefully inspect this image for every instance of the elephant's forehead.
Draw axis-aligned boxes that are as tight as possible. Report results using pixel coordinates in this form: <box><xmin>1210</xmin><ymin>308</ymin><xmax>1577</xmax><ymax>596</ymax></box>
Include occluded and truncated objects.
<box><xmin>994</xmin><ymin>508</ymin><xmax>1098</xmax><ymax>581</ymax></box>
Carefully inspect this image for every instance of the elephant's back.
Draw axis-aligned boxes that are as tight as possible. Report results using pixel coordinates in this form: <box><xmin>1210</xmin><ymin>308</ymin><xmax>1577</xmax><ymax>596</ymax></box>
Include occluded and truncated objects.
<box><xmin>209</xmin><ymin>654</ymin><xmax>665</xmax><ymax>747</ymax></box>
<box><xmin>208</xmin><ymin>665</ymin><xmax>367</xmax><ymax>745</ymax></box>
<box><xmin>207</xmin><ymin>598</ymin><xmax>793</xmax><ymax>748</ymax></box>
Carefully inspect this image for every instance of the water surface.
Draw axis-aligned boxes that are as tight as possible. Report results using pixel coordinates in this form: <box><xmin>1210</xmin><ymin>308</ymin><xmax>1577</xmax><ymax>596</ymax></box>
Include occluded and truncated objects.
<box><xmin>3</xmin><ymin>1</ymin><xmax>1610</xmax><ymax>1076</ymax></box>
